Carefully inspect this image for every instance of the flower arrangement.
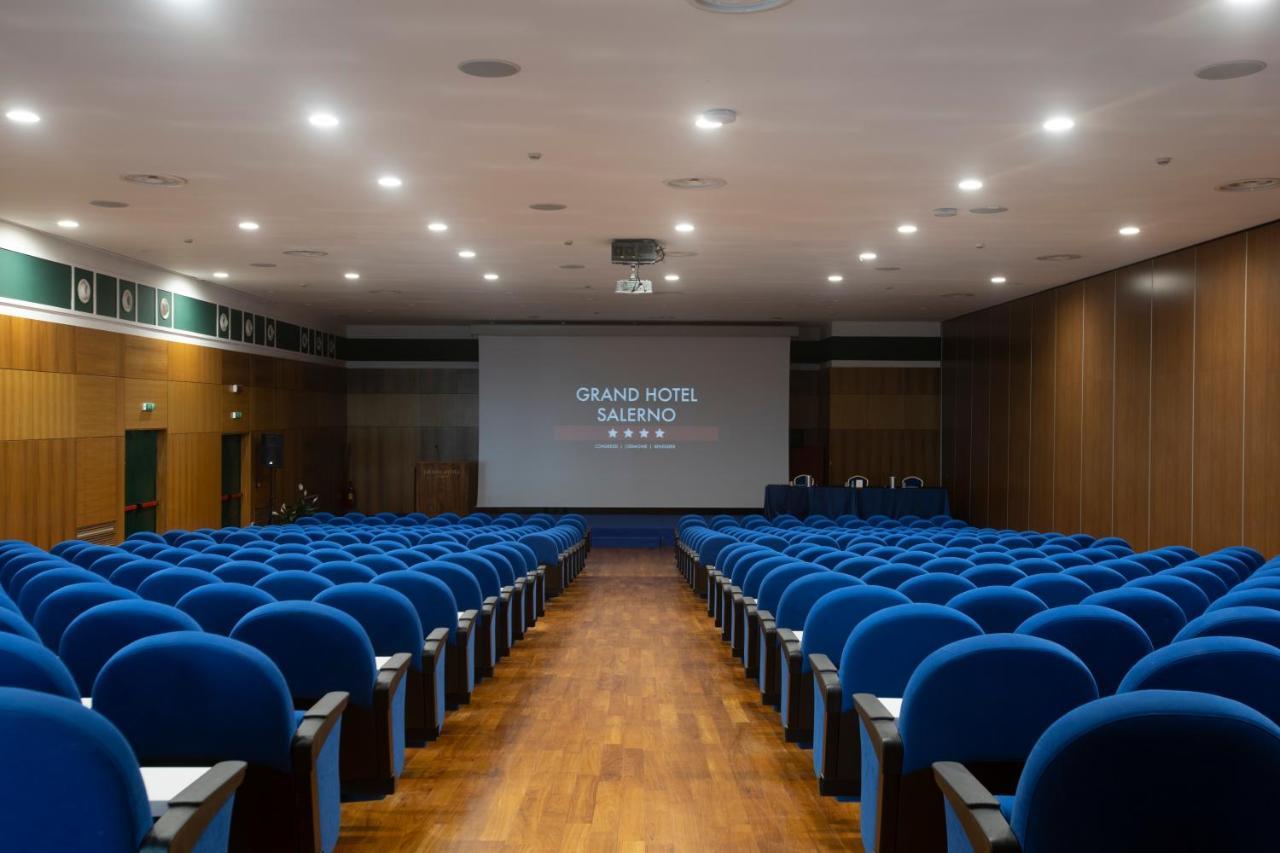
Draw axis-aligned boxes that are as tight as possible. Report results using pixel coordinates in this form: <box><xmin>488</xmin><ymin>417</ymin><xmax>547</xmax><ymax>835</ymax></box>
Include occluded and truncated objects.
<box><xmin>273</xmin><ymin>482</ymin><xmax>320</xmax><ymax>524</ymax></box>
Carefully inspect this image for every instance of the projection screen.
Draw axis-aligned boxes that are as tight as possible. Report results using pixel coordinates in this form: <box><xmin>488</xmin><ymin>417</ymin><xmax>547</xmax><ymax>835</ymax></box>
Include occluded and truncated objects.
<box><xmin>477</xmin><ymin>335</ymin><xmax>790</xmax><ymax>508</ymax></box>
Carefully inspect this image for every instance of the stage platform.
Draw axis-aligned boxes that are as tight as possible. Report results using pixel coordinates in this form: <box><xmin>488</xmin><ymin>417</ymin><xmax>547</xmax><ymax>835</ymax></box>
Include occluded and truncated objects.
<box><xmin>584</xmin><ymin>514</ymin><xmax>680</xmax><ymax>549</ymax></box>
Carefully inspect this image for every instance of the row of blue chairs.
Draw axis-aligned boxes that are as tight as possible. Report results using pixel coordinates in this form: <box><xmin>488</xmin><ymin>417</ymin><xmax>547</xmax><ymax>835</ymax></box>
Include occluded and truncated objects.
<box><xmin>676</xmin><ymin>514</ymin><xmax>1280</xmax><ymax>852</ymax></box>
<box><xmin>0</xmin><ymin>512</ymin><xmax>589</xmax><ymax>852</ymax></box>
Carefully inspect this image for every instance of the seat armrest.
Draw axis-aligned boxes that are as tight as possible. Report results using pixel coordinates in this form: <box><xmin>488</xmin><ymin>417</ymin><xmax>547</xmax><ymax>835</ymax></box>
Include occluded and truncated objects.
<box><xmin>932</xmin><ymin>762</ymin><xmax>1022</xmax><ymax>853</ymax></box>
<box><xmin>289</xmin><ymin>691</ymin><xmax>348</xmax><ymax>851</ymax></box>
<box><xmin>778</xmin><ymin>628</ymin><xmax>801</xmax><ymax>657</ymax></box>
<box><xmin>458</xmin><ymin>609</ymin><xmax>477</xmax><ymax>632</ymax></box>
<box><xmin>423</xmin><ymin>627</ymin><xmax>449</xmax><ymax>660</ymax></box>
<box><xmin>377</xmin><ymin>653</ymin><xmax>412</xmax><ymax>695</ymax></box>
<box><xmin>482</xmin><ymin>596</ymin><xmax>498</xmax><ymax>618</ymax></box>
<box><xmin>854</xmin><ymin>693</ymin><xmax>903</xmax><ymax>775</ymax></box>
<box><xmin>811</xmin><ymin>654</ymin><xmax>840</xmax><ymax>698</ymax></box>
<box><xmin>141</xmin><ymin>761</ymin><xmax>247</xmax><ymax>853</ymax></box>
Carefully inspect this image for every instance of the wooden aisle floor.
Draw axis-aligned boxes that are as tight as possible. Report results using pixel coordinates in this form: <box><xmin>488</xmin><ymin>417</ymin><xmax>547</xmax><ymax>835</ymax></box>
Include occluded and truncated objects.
<box><xmin>338</xmin><ymin>548</ymin><xmax>860</xmax><ymax>852</ymax></box>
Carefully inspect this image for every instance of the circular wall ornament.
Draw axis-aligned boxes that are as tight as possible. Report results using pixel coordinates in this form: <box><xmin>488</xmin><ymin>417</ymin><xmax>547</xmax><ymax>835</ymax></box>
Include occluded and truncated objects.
<box><xmin>120</xmin><ymin>289</ymin><xmax>134</xmax><ymax>313</ymax></box>
<box><xmin>159</xmin><ymin>297</ymin><xmax>171</xmax><ymax>320</ymax></box>
<box><xmin>76</xmin><ymin>278</ymin><xmax>92</xmax><ymax>305</ymax></box>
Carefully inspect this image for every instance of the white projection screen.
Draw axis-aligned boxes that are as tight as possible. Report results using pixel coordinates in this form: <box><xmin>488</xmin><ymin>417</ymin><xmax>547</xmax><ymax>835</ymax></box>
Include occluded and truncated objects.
<box><xmin>478</xmin><ymin>335</ymin><xmax>790</xmax><ymax>508</ymax></box>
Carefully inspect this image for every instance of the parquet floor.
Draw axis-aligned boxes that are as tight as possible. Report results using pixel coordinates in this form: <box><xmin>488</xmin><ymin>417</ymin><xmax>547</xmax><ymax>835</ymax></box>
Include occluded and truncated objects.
<box><xmin>338</xmin><ymin>548</ymin><xmax>859</xmax><ymax>852</ymax></box>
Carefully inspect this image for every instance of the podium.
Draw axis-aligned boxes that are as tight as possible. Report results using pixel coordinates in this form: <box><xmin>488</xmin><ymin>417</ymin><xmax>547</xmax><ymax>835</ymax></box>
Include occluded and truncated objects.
<box><xmin>414</xmin><ymin>462</ymin><xmax>477</xmax><ymax>516</ymax></box>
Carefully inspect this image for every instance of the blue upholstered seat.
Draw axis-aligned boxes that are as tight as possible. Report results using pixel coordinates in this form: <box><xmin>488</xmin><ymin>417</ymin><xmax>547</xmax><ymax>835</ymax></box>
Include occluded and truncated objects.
<box><xmin>948</xmin><ymin>586</ymin><xmax>1047</xmax><ymax>634</ymax></box>
<box><xmin>0</xmin><ymin>633</ymin><xmax>80</xmax><ymax>699</ymax></box>
<box><xmin>175</xmin><ymin>584</ymin><xmax>275</xmax><ymax>636</ymax></box>
<box><xmin>255</xmin><ymin>570</ymin><xmax>334</xmax><ymax>601</ymax></box>
<box><xmin>1015</xmin><ymin>605</ymin><xmax>1153</xmax><ymax>695</ymax></box>
<box><xmin>60</xmin><ymin>599</ymin><xmax>202</xmax><ymax>695</ymax></box>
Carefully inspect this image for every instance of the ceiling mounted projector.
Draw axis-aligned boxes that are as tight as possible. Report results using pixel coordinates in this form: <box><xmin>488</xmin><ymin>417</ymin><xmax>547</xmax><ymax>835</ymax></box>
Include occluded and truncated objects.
<box><xmin>616</xmin><ymin>265</ymin><xmax>653</xmax><ymax>294</ymax></box>
<box><xmin>611</xmin><ymin>238</ymin><xmax>664</xmax><ymax>266</ymax></box>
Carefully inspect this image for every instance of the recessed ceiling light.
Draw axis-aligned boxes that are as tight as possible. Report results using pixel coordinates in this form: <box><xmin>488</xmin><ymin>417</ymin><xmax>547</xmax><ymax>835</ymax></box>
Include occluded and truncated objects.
<box><xmin>958</xmin><ymin>178</ymin><xmax>984</xmax><ymax>191</ymax></box>
<box><xmin>212</xmin><ymin>271</ymin><xmax>229</xmax><ymax>279</ymax></box>
<box><xmin>694</xmin><ymin>108</ymin><xmax>737</xmax><ymax>130</ymax></box>
<box><xmin>376</xmin><ymin>175</ymin><xmax>402</xmax><ymax>188</ymax></box>
<box><xmin>458</xmin><ymin>59</ymin><xmax>522</xmax><ymax>78</ymax></box>
<box><xmin>238</xmin><ymin>221</ymin><xmax>260</xmax><ymax>231</ymax></box>
<box><xmin>665</xmin><ymin>176</ymin><xmax>728</xmax><ymax>191</ymax></box>
<box><xmin>694</xmin><ymin>115</ymin><xmax>722</xmax><ymax>130</ymax></box>
<box><xmin>427</xmin><ymin>221</ymin><xmax>448</xmax><ymax>232</ymax></box>
<box><xmin>1225</xmin><ymin>0</ymin><xmax>1269</xmax><ymax>6</ymax></box>
<box><xmin>308</xmin><ymin>111</ymin><xmax>340</xmax><ymax>129</ymax></box>
<box><xmin>1119</xmin><ymin>225</ymin><xmax>1141</xmax><ymax>236</ymax></box>
<box><xmin>897</xmin><ymin>224</ymin><xmax>918</xmax><ymax>234</ymax></box>
<box><xmin>56</xmin><ymin>219</ymin><xmax>79</xmax><ymax>229</ymax></box>
<box><xmin>483</xmin><ymin>273</ymin><xmax>500</xmax><ymax>281</ymax></box>
<box><xmin>663</xmin><ymin>274</ymin><xmax>681</xmax><ymax>283</ymax></box>
<box><xmin>1043</xmin><ymin>115</ymin><xmax>1075</xmax><ymax>133</ymax></box>
<box><xmin>827</xmin><ymin>274</ymin><xmax>844</xmax><ymax>283</ymax></box>
<box><xmin>991</xmin><ymin>276</ymin><xmax>1007</xmax><ymax>284</ymax></box>
<box><xmin>5</xmin><ymin>108</ymin><xmax>40</xmax><ymax>124</ymax></box>
<box><xmin>344</xmin><ymin>272</ymin><xmax>360</xmax><ymax>280</ymax></box>
<box><xmin>458</xmin><ymin>250</ymin><xmax>476</xmax><ymax>259</ymax></box>
<box><xmin>859</xmin><ymin>251</ymin><xmax>878</xmax><ymax>262</ymax></box>
<box><xmin>675</xmin><ymin>222</ymin><xmax>696</xmax><ymax>233</ymax></box>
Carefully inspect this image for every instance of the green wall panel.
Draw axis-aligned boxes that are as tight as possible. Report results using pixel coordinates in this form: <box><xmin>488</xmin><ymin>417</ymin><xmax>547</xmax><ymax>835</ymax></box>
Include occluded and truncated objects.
<box><xmin>174</xmin><ymin>293</ymin><xmax>216</xmax><ymax>335</ymax></box>
<box><xmin>0</xmin><ymin>248</ymin><xmax>72</xmax><ymax>310</ymax></box>
<box><xmin>137</xmin><ymin>284</ymin><xmax>156</xmax><ymax>324</ymax></box>
<box><xmin>95</xmin><ymin>275</ymin><xmax>118</xmax><ymax>318</ymax></box>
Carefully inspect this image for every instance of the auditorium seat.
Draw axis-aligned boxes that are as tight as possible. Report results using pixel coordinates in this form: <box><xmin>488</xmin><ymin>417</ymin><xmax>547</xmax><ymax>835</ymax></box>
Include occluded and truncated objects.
<box><xmin>898</xmin><ymin>574</ymin><xmax>976</xmax><ymax>605</ymax></box>
<box><xmin>312</xmin><ymin>561</ymin><xmax>379</xmax><ymax>585</ymax></box>
<box><xmin>316</xmin><ymin>583</ymin><xmax>448</xmax><ymax>745</ymax></box>
<box><xmin>1128</xmin><ymin>574</ymin><xmax>1211</xmax><ymax>619</ymax></box>
<box><xmin>947</xmin><ymin>587</ymin><xmax>1047</xmax><ymax>634</ymax></box>
<box><xmin>1082</xmin><ymin>587</ymin><xmax>1187</xmax><ymax>648</ymax></box>
<box><xmin>859</xmin><ymin>634</ymin><xmax>1098</xmax><ymax>853</ymax></box>
<box><xmin>16</xmin><ymin>566</ymin><xmax>107</xmax><ymax>619</ymax></box>
<box><xmin>1174</xmin><ymin>606</ymin><xmax>1280</xmax><ymax>647</ymax></box>
<box><xmin>93</xmin><ymin>633</ymin><xmax>344</xmax><ymax>852</ymax></box>
<box><xmin>175</xmin><ymin>584</ymin><xmax>275</xmax><ymax>636</ymax></box>
<box><xmin>934</xmin><ymin>691</ymin><xmax>1280</xmax><ymax>853</ymax></box>
<box><xmin>213</xmin><ymin>560</ymin><xmax>276</xmax><ymax>585</ymax></box>
<box><xmin>255</xmin><ymin>570</ymin><xmax>335</xmax><ymax>601</ymax></box>
<box><xmin>0</xmin><ymin>608</ymin><xmax>42</xmax><ymax>643</ymax></box>
<box><xmin>60</xmin><ymin>599</ymin><xmax>203</xmax><ymax>695</ymax></box>
<box><xmin>0</xmin><ymin>633</ymin><xmax>80</xmax><ymax>699</ymax></box>
<box><xmin>813</xmin><ymin>603</ymin><xmax>982</xmax><ymax>799</ymax></box>
<box><xmin>230</xmin><ymin>601</ymin><xmax>409</xmax><ymax>799</ymax></box>
<box><xmin>1015</xmin><ymin>605</ymin><xmax>1152</xmax><ymax>695</ymax></box>
<box><xmin>136</xmin><ymin>567</ymin><xmax>222</xmax><ymax>606</ymax></box>
<box><xmin>32</xmin><ymin>583</ymin><xmax>138</xmax><ymax>650</ymax></box>
<box><xmin>774</xmin><ymin>572</ymin><xmax>862</xmax><ymax>741</ymax></box>
<box><xmin>0</xmin><ymin>687</ymin><xmax>245</xmax><ymax>853</ymax></box>
<box><xmin>754</xmin><ymin>562</ymin><xmax>827</xmax><ymax>705</ymax></box>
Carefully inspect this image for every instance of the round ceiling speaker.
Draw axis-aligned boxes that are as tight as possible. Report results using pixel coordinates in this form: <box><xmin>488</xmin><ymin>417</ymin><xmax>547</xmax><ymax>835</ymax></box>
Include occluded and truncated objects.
<box><xmin>120</xmin><ymin>173</ymin><xmax>188</xmax><ymax>187</ymax></box>
<box><xmin>458</xmin><ymin>59</ymin><xmax>521</xmax><ymax>78</ymax></box>
<box><xmin>665</xmin><ymin>176</ymin><xmax>727</xmax><ymax>190</ymax></box>
<box><xmin>1195</xmin><ymin>60</ymin><xmax>1267</xmax><ymax>81</ymax></box>
<box><xmin>1216</xmin><ymin>178</ymin><xmax>1280</xmax><ymax>192</ymax></box>
<box><xmin>687</xmin><ymin>0</ymin><xmax>795</xmax><ymax>12</ymax></box>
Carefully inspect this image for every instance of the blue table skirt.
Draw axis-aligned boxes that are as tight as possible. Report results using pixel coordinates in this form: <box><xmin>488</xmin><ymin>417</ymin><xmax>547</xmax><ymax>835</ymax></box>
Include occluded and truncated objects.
<box><xmin>763</xmin><ymin>485</ymin><xmax>950</xmax><ymax>520</ymax></box>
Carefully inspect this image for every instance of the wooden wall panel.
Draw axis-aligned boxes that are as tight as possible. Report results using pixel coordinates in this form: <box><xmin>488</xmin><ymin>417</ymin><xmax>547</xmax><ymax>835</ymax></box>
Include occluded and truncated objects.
<box><xmin>987</xmin><ymin>304</ymin><xmax>1011</xmax><ymax>530</ymax></box>
<box><xmin>1148</xmin><ymin>249</ymin><xmax>1196</xmax><ymax>548</ymax></box>
<box><xmin>74</xmin><ymin>328</ymin><xmax>123</xmax><ymax>377</ymax></box>
<box><xmin>1113</xmin><ymin>262</ymin><xmax>1152</xmax><ymax>549</ymax></box>
<box><xmin>950</xmin><ymin>318</ymin><xmax>973</xmax><ymax>521</ymax></box>
<box><xmin>123</xmin><ymin>379</ymin><xmax>168</xmax><ymax>430</ymax></box>
<box><xmin>0</xmin><ymin>316</ymin><xmax>75</xmax><ymax>373</ymax></box>
<box><xmin>944</xmin><ymin>219</ymin><xmax>1280</xmax><ymax>555</ymax></box>
<box><xmin>168</xmin><ymin>342</ymin><xmax>221</xmax><ymax>384</ymax></box>
<box><xmin>970</xmin><ymin>318</ymin><xmax>991</xmax><ymax>524</ymax></box>
<box><xmin>163</xmin><ymin>432</ymin><xmax>221</xmax><ymax>531</ymax></box>
<box><xmin>75</xmin><ymin>436</ymin><xmax>121</xmax><ymax>529</ymax></box>
<box><xmin>123</xmin><ymin>336</ymin><xmax>168</xmax><ymax>380</ymax></box>
<box><xmin>1192</xmin><ymin>234</ymin><xmax>1247</xmax><ymax>552</ymax></box>
<box><xmin>1007</xmin><ymin>298</ymin><xmax>1033</xmax><ymax>531</ymax></box>
<box><xmin>1053</xmin><ymin>283</ymin><xmax>1084</xmax><ymax>533</ymax></box>
<box><xmin>168</xmin><ymin>381</ymin><xmax>223</xmax><ymax>434</ymax></box>
<box><xmin>1027</xmin><ymin>291</ymin><xmax>1056</xmax><ymax>531</ymax></box>
<box><xmin>1081</xmin><ymin>273</ymin><xmax>1116</xmax><ymax>535</ymax></box>
<box><xmin>940</xmin><ymin>325</ymin><xmax>957</xmax><ymax>494</ymax></box>
<box><xmin>0</xmin><ymin>370</ymin><xmax>75</xmax><ymax>440</ymax></box>
<box><xmin>0</xmin><ymin>439</ymin><xmax>76</xmax><ymax>547</ymax></box>
<box><xmin>75</xmin><ymin>375</ymin><xmax>123</xmax><ymax>437</ymax></box>
<box><xmin>1244</xmin><ymin>223</ymin><xmax>1280</xmax><ymax>556</ymax></box>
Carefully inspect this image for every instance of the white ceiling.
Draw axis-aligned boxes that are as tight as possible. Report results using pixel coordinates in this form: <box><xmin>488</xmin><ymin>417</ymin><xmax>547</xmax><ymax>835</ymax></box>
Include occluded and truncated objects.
<box><xmin>1</xmin><ymin>0</ymin><xmax>1278</xmax><ymax>326</ymax></box>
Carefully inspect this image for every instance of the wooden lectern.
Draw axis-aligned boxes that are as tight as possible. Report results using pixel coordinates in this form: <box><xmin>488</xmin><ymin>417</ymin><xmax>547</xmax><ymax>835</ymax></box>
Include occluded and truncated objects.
<box><xmin>414</xmin><ymin>462</ymin><xmax>477</xmax><ymax>516</ymax></box>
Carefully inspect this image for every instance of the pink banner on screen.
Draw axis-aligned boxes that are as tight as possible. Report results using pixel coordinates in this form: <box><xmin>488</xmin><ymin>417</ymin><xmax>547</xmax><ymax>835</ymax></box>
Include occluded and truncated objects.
<box><xmin>554</xmin><ymin>425</ymin><xmax>720</xmax><ymax>441</ymax></box>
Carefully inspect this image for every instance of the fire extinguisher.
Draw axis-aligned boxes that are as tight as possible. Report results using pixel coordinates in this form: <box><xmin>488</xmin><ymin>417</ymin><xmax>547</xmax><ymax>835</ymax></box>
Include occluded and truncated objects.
<box><xmin>342</xmin><ymin>480</ymin><xmax>357</xmax><ymax>511</ymax></box>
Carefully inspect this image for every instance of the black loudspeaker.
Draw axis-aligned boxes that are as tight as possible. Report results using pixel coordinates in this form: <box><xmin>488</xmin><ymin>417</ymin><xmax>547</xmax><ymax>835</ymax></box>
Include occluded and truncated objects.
<box><xmin>259</xmin><ymin>433</ymin><xmax>284</xmax><ymax>468</ymax></box>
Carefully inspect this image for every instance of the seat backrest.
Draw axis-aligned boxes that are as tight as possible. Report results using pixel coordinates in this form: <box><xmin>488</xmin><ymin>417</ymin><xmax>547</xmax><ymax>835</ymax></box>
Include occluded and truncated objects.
<box><xmin>212</xmin><ymin>560</ymin><xmax>276</xmax><ymax>585</ymax></box>
<box><xmin>354</xmin><ymin>553</ymin><xmax>410</xmax><ymax>576</ymax></box>
<box><xmin>898</xmin><ymin>573</ymin><xmax>976</xmax><ymax>605</ymax></box>
<box><xmin>16</xmin><ymin>567</ymin><xmax>106</xmax><ymax>619</ymax></box>
<box><xmin>1012</xmin><ymin>573</ymin><xmax>1095</xmax><ymax>608</ymax></box>
<box><xmin>775</xmin><ymin>572</ymin><xmax>861</xmax><ymax>629</ymax></box>
<box><xmin>1010</xmin><ymin>691</ymin><xmax>1280</xmax><ymax>852</ymax></box>
<box><xmin>312</xmin><ymin>562</ymin><xmax>378</xmax><ymax>585</ymax></box>
<box><xmin>960</xmin><ymin>564</ymin><xmax>1027</xmax><ymax>588</ymax></box>
<box><xmin>1175</xmin><ymin>606</ymin><xmax>1280</xmax><ymax>648</ymax></box>
<box><xmin>900</xmin><ymin>633</ymin><xmax>1099</xmax><ymax>773</ymax></box>
<box><xmin>94</xmin><ymin>632</ymin><xmax>298</xmax><ymax>772</ymax></box>
<box><xmin>756</xmin><ymin>563</ymin><xmax>825</xmax><ymax>614</ymax></box>
<box><xmin>231</xmin><ymin>601</ymin><xmax>376</xmax><ymax>707</ymax></box>
<box><xmin>411</xmin><ymin>562</ymin><xmax>483</xmax><ymax>613</ymax></box>
<box><xmin>1062</xmin><ymin>565</ymin><xmax>1128</xmax><ymax>593</ymax></box>
<box><xmin>0</xmin><ymin>633</ymin><xmax>80</xmax><ymax>699</ymax></box>
<box><xmin>175</xmin><ymin>584</ymin><xmax>275</xmax><ymax>636</ymax></box>
<box><xmin>32</xmin><ymin>584</ymin><xmax>138</xmax><ymax>650</ymax></box>
<box><xmin>1128</xmin><ymin>574</ymin><xmax>1211</xmax><ymax>619</ymax></box>
<box><xmin>0</xmin><ymin>608</ymin><xmax>42</xmax><ymax>643</ymax></box>
<box><xmin>254</xmin><ymin>570</ymin><xmax>334</xmax><ymax>602</ymax></box>
<box><xmin>800</xmin><ymin>586</ymin><xmax>911</xmax><ymax>672</ymax></box>
<box><xmin>840</xmin><ymin>603</ymin><xmax>983</xmax><ymax>708</ymax></box>
<box><xmin>440</xmin><ymin>553</ymin><xmax>502</xmax><ymax>598</ymax></box>
<box><xmin>863</xmin><ymin>564</ymin><xmax>927</xmax><ymax>590</ymax></box>
<box><xmin>107</xmin><ymin>559</ymin><xmax>173</xmax><ymax>592</ymax></box>
<box><xmin>1016</xmin><ymin>605</ymin><xmax>1153</xmax><ymax>695</ymax></box>
<box><xmin>948</xmin><ymin>586</ymin><xmax>1048</xmax><ymax>634</ymax></box>
<box><xmin>372</xmin><ymin>571</ymin><xmax>460</xmax><ymax>640</ymax></box>
<box><xmin>1118</xmin><ymin>636</ymin><xmax>1280</xmax><ymax>725</ymax></box>
<box><xmin>316</xmin><ymin>584</ymin><xmax>425</xmax><ymax>671</ymax></box>
<box><xmin>0</xmin><ymin>687</ymin><xmax>152</xmax><ymax>851</ymax></box>
<box><xmin>60</xmin><ymin>599</ymin><xmax>202</xmax><ymax>695</ymax></box>
<box><xmin>136</xmin><ymin>567</ymin><xmax>221</xmax><ymax>606</ymax></box>
<box><xmin>1082</xmin><ymin>587</ymin><xmax>1187</xmax><ymax>648</ymax></box>
<box><xmin>1209</xmin><ymin>588</ymin><xmax>1280</xmax><ymax>615</ymax></box>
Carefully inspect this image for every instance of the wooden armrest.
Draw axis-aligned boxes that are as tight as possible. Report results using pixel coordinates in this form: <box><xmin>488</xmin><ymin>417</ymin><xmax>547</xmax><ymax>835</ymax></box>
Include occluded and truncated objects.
<box><xmin>811</xmin><ymin>654</ymin><xmax>840</xmax><ymax>697</ymax></box>
<box><xmin>778</xmin><ymin>628</ymin><xmax>801</xmax><ymax>653</ymax></box>
<box><xmin>290</xmin><ymin>691</ymin><xmax>348</xmax><ymax>853</ymax></box>
<box><xmin>142</xmin><ymin>761</ymin><xmax>247</xmax><ymax>853</ymax></box>
<box><xmin>423</xmin><ymin>627</ymin><xmax>448</xmax><ymax>660</ymax></box>
<box><xmin>457</xmin><ymin>609</ymin><xmax>477</xmax><ymax>631</ymax></box>
<box><xmin>854</xmin><ymin>693</ymin><xmax>903</xmax><ymax>775</ymax></box>
<box><xmin>482</xmin><ymin>597</ymin><xmax>498</xmax><ymax>617</ymax></box>
<box><xmin>932</xmin><ymin>762</ymin><xmax>1022</xmax><ymax>853</ymax></box>
<box><xmin>377</xmin><ymin>653</ymin><xmax>412</xmax><ymax>693</ymax></box>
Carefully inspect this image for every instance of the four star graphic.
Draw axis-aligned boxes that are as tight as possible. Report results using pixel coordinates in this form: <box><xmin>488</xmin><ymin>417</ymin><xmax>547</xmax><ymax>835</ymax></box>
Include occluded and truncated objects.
<box><xmin>605</xmin><ymin>427</ymin><xmax>669</xmax><ymax>441</ymax></box>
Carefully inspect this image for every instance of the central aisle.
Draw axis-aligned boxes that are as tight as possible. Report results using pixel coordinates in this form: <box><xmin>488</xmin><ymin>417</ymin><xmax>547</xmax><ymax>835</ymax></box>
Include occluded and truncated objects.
<box><xmin>338</xmin><ymin>548</ymin><xmax>859</xmax><ymax>851</ymax></box>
